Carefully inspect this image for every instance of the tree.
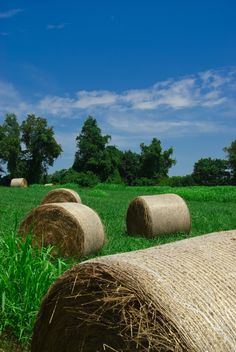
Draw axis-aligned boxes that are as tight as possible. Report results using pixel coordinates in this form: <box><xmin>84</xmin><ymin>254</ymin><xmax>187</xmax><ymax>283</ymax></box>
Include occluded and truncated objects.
<box><xmin>139</xmin><ymin>138</ymin><xmax>176</xmax><ymax>180</ymax></box>
<box><xmin>119</xmin><ymin>150</ymin><xmax>140</xmax><ymax>185</ymax></box>
<box><xmin>0</xmin><ymin>114</ymin><xmax>21</xmax><ymax>177</ymax></box>
<box><xmin>21</xmin><ymin>114</ymin><xmax>62</xmax><ymax>183</ymax></box>
<box><xmin>100</xmin><ymin>145</ymin><xmax>122</xmax><ymax>182</ymax></box>
<box><xmin>224</xmin><ymin>140</ymin><xmax>236</xmax><ymax>184</ymax></box>
<box><xmin>73</xmin><ymin>116</ymin><xmax>111</xmax><ymax>179</ymax></box>
<box><xmin>192</xmin><ymin>158</ymin><xmax>230</xmax><ymax>185</ymax></box>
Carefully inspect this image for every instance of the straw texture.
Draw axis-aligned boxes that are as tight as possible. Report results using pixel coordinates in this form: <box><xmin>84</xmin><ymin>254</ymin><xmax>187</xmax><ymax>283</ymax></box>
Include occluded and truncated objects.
<box><xmin>10</xmin><ymin>178</ymin><xmax>28</xmax><ymax>187</ymax></box>
<box><xmin>41</xmin><ymin>188</ymin><xmax>81</xmax><ymax>204</ymax></box>
<box><xmin>126</xmin><ymin>194</ymin><xmax>191</xmax><ymax>237</ymax></box>
<box><xmin>19</xmin><ymin>203</ymin><xmax>105</xmax><ymax>257</ymax></box>
<box><xmin>32</xmin><ymin>230</ymin><xmax>236</xmax><ymax>352</ymax></box>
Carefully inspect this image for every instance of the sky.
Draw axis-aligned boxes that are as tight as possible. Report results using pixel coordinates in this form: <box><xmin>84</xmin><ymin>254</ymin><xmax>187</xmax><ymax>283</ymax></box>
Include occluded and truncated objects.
<box><xmin>0</xmin><ymin>0</ymin><xmax>236</xmax><ymax>176</ymax></box>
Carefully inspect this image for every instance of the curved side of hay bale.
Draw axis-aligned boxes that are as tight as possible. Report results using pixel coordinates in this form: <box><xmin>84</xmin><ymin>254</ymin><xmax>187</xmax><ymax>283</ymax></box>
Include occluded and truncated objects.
<box><xmin>18</xmin><ymin>203</ymin><xmax>105</xmax><ymax>257</ymax></box>
<box><xmin>10</xmin><ymin>178</ymin><xmax>28</xmax><ymax>187</ymax></box>
<box><xmin>41</xmin><ymin>188</ymin><xmax>81</xmax><ymax>204</ymax></box>
<box><xmin>126</xmin><ymin>193</ymin><xmax>191</xmax><ymax>237</ymax></box>
<box><xmin>32</xmin><ymin>230</ymin><xmax>236</xmax><ymax>352</ymax></box>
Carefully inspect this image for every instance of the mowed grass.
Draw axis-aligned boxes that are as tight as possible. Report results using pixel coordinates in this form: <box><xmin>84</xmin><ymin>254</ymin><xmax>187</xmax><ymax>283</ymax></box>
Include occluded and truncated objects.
<box><xmin>0</xmin><ymin>184</ymin><xmax>235</xmax><ymax>350</ymax></box>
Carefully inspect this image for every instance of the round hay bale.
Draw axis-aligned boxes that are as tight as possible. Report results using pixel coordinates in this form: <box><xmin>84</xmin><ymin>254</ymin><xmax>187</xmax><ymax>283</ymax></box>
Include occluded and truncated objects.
<box><xmin>41</xmin><ymin>188</ymin><xmax>81</xmax><ymax>204</ymax></box>
<box><xmin>126</xmin><ymin>193</ymin><xmax>191</xmax><ymax>237</ymax></box>
<box><xmin>18</xmin><ymin>203</ymin><xmax>105</xmax><ymax>257</ymax></box>
<box><xmin>10</xmin><ymin>178</ymin><xmax>28</xmax><ymax>187</ymax></box>
<box><xmin>32</xmin><ymin>230</ymin><xmax>236</xmax><ymax>352</ymax></box>
<box><xmin>44</xmin><ymin>183</ymin><xmax>54</xmax><ymax>187</ymax></box>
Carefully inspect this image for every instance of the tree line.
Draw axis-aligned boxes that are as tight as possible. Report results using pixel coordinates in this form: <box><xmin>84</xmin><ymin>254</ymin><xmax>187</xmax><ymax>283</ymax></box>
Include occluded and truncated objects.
<box><xmin>0</xmin><ymin>114</ymin><xmax>235</xmax><ymax>186</ymax></box>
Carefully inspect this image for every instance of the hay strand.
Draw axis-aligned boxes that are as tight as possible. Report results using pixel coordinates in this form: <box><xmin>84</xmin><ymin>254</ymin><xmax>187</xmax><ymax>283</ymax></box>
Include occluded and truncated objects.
<box><xmin>32</xmin><ymin>230</ymin><xmax>236</xmax><ymax>351</ymax></box>
<box><xmin>10</xmin><ymin>178</ymin><xmax>28</xmax><ymax>187</ymax></box>
<box><xmin>126</xmin><ymin>194</ymin><xmax>191</xmax><ymax>237</ymax></box>
<box><xmin>18</xmin><ymin>203</ymin><xmax>105</xmax><ymax>257</ymax></box>
<box><xmin>41</xmin><ymin>188</ymin><xmax>81</xmax><ymax>204</ymax></box>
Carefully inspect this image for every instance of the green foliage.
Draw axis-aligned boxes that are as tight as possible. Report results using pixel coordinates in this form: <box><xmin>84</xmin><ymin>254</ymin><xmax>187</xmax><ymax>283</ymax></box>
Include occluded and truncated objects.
<box><xmin>49</xmin><ymin>168</ymin><xmax>68</xmax><ymax>184</ymax></box>
<box><xmin>192</xmin><ymin>158</ymin><xmax>230</xmax><ymax>185</ymax></box>
<box><xmin>73</xmin><ymin>116</ymin><xmax>110</xmax><ymax>178</ymax></box>
<box><xmin>0</xmin><ymin>113</ymin><xmax>62</xmax><ymax>184</ymax></box>
<box><xmin>139</xmin><ymin>138</ymin><xmax>176</xmax><ymax>180</ymax></box>
<box><xmin>119</xmin><ymin>150</ymin><xmax>140</xmax><ymax>185</ymax></box>
<box><xmin>159</xmin><ymin>175</ymin><xmax>196</xmax><ymax>187</ymax></box>
<box><xmin>76</xmin><ymin>171</ymin><xmax>100</xmax><ymax>187</ymax></box>
<box><xmin>224</xmin><ymin>140</ymin><xmax>236</xmax><ymax>184</ymax></box>
<box><xmin>0</xmin><ymin>114</ymin><xmax>21</xmax><ymax>178</ymax></box>
<box><xmin>132</xmin><ymin>177</ymin><xmax>157</xmax><ymax>186</ymax></box>
<box><xmin>49</xmin><ymin>168</ymin><xmax>99</xmax><ymax>187</ymax></box>
<box><xmin>21</xmin><ymin>114</ymin><xmax>62</xmax><ymax>183</ymax></box>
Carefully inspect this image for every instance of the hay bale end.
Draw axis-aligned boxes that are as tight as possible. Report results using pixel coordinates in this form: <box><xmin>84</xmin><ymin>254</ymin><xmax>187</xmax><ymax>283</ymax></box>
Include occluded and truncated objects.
<box><xmin>18</xmin><ymin>203</ymin><xmax>105</xmax><ymax>257</ymax></box>
<box><xmin>32</xmin><ymin>230</ymin><xmax>236</xmax><ymax>352</ymax></box>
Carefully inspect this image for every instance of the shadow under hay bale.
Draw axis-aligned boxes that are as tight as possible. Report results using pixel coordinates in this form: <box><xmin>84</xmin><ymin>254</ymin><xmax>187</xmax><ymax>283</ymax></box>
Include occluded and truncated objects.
<box><xmin>31</xmin><ymin>230</ymin><xmax>236</xmax><ymax>352</ymax></box>
<box><xmin>126</xmin><ymin>193</ymin><xmax>191</xmax><ymax>237</ymax></box>
<box><xmin>10</xmin><ymin>178</ymin><xmax>28</xmax><ymax>187</ymax></box>
<box><xmin>41</xmin><ymin>188</ymin><xmax>81</xmax><ymax>204</ymax></box>
<box><xmin>18</xmin><ymin>203</ymin><xmax>105</xmax><ymax>257</ymax></box>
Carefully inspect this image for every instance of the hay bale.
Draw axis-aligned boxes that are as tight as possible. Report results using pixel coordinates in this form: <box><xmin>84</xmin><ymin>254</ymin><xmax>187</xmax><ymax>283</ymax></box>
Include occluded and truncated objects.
<box><xmin>18</xmin><ymin>203</ymin><xmax>105</xmax><ymax>257</ymax></box>
<box><xmin>10</xmin><ymin>178</ymin><xmax>28</xmax><ymax>187</ymax></box>
<box><xmin>44</xmin><ymin>183</ymin><xmax>54</xmax><ymax>187</ymax></box>
<box><xmin>126</xmin><ymin>193</ymin><xmax>191</xmax><ymax>237</ymax></box>
<box><xmin>41</xmin><ymin>188</ymin><xmax>81</xmax><ymax>204</ymax></box>
<box><xmin>32</xmin><ymin>230</ymin><xmax>236</xmax><ymax>352</ymax></box>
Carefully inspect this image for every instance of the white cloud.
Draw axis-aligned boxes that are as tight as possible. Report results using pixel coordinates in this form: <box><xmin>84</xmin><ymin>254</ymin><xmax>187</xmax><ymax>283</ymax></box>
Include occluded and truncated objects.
<box><xmin>0</xmin><ymin>9</ymin><xmax>23</xmax><ymax>19</ymax></box>
<box><xmin>74</xmin><ymin>90</ymin><xmax>119</xmax><ymax>109</ymax></box>
<box><xmin>35</xmin><ymin>67</ymin><xmax>236</xmax><ymax>116</ymax></box>
<box><xmin>0</xmin><ymin>67</ymin><xmax>236</xmax><ymax>139</ymax></box>
<box><xmin>108</xmin><ymin>116</ymin><xmax>220</xmax><ymax>136</ymax></box>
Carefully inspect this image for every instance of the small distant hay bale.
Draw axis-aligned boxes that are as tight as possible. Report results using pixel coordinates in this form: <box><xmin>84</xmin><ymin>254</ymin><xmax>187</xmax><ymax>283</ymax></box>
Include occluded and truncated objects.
<box><xmin>41</xmin><ymin>188</ymin><xmax>81</xmax><ymax>204</ymax></box>
<box><xmin>31</xmin><ymin>230</ymin><xmax>236</xmax><ymax>352</ymax></box>
<box><xmin>10</xmin><ymin>178</ymin><xmax>28</xmax><ymax>187</ymax></box>
<box><xmin>18</xmin><ymin>203</ymin><xmax>105</xmax><ymax>257</ymax></box>
<box><xmin>44</xmin><ymin>183</ymin><xmax>54</xmax><ymax>187</ymax></box>
<box><xmin>126</xmin><ymin>193</ymin><xmax>191</xmax><ymax>237</ymax></box>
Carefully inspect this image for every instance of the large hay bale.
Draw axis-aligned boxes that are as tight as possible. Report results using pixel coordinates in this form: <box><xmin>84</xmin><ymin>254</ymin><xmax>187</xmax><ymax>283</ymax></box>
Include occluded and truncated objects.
<box><xmin>18</xmin><ymin>203</ymin><xmax>105</xmax><ymax>257</ymax></box>
<box><xmin>10</xmin><ymin>178</ymin><xmax>28</xmax><ymax>187</ymax></box>
<box><xmin>126</xmin><ymin>193</ymin><xmax>191</xmax><ymax>237</ymax></box>
<box><xmin>41</xmin><ymin>188</ymin><xmax>81</xmax><ymax>204</ymax></box>
<box><xmin>32</xmin><ymin>230</ymin><xmax>236</xmax><ymax>352</ymax></box>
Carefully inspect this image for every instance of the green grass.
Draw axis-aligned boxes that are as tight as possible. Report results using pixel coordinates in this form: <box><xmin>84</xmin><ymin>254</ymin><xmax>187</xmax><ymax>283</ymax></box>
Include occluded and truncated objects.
<box><xmin>0</xmin><ymin>184</ymin><xmax>236</xmax><ymax>350</ymax></box>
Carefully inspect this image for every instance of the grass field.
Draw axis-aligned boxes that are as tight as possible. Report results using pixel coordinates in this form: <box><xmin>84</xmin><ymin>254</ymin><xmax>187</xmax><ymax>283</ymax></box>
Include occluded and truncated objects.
<box><xmin>0</xmin><ymin>184</ymin><xmax>235</xmax><ymax>351</ymax></box>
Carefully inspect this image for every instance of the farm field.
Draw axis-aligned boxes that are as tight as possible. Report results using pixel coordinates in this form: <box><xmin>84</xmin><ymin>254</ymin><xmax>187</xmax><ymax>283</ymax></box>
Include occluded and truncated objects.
<box><xmin>0</xmin><ymin>184</ymin><xmax>236</xmax><ymax>351</ymax></box>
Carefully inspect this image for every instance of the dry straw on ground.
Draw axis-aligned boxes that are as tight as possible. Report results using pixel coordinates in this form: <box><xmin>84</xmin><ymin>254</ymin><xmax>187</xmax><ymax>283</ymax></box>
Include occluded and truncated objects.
<box><xmin>18</xmin><ymin>203</ymin><xmax>105</xmax><ymax>257</ymax></box>
<box><xmin>10</xmin><ymin>178</ymin><xmax>28</xmax><ymax>187</ymax></box>
<box><xmin>126</xmin><ymin>194</ymin><xmax>191</xmax><ymax>237</ymax></box>
<box><xmin>31</xmin><ymin>229</ymin><xmax>236</xmax><ymax>352</ymax></box>
<box><xmin>41</xmin><ymin>188</ymin><xmax>81</xmax><ymax>204</ymax></box>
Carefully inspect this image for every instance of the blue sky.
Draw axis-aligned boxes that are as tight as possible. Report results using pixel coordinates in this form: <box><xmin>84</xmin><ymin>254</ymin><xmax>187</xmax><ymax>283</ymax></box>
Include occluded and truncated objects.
<box><xmin>0</xmin><ymin>0</ymin><xmax>236</xmax><ymax>175</ymax></box>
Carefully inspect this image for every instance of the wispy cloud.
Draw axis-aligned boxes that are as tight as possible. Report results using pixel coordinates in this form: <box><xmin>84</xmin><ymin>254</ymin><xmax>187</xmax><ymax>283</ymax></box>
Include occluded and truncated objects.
<box><xmin>0</xmin><ymin>67</ymin><xmax>236</xmax><ymax>139</ymax></box>
<box><xmin>36</xmin><ymin>67</ymin><xmax>236</xmax><ymax>117</ymax></box>
<box><xmin>0</xmin><ymin>81</ymin><xmax>30</xmax><ymax>117</ymax></box>
<box><xmin>47</xmin><ymin>23</ymin><xmax>66</xmax><ymax>30</ymax></box>
<box><xmin>0</xmin><ymin>9</ymin><xmax>23</xmax><ymax>19</ymax></box>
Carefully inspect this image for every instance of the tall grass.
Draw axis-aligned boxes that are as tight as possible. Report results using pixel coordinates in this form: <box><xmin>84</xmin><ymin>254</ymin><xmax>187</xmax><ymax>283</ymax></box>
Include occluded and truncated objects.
<box><xmin>0</xmin><ymin>232</ymin><xmax>67</xmax><ymax>343</ymax></box>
